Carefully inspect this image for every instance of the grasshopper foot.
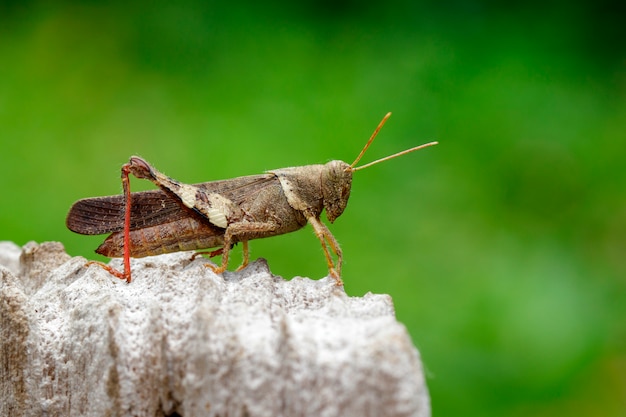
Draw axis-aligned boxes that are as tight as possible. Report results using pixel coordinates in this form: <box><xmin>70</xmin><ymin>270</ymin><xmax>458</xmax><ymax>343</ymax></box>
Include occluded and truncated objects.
<box><xmin>205</xmin><ymin>263</ymin><xmax>226</xmax><ymax>275</ymax></box>
<box><xmin>235</xmin><ymin>262</ymin><xmax>249</xmax><ymax>272</ymax></box>
<box><xmin>86</xmin><ymin>261</ymin><xmax>130</xmax><ymax>283</ymax></box>
<box><xmin>329</xmin><ymin>268</ymin><xmax>344</xmax><ymax>287</ymax></box>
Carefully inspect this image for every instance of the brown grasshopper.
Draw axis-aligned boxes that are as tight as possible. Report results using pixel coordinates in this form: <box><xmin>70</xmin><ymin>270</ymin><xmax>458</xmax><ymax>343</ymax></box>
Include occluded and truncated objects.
<box><xmin>66</xmin><ymin>113</ymin><xmax>437</xmax><ymax>285</ymax></box>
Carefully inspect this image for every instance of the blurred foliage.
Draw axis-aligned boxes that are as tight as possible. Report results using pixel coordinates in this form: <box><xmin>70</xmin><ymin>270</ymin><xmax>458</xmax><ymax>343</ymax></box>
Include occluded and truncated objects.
<box><xmin>1</xmin><ymin>0</ymin><xmax>625</xmax><ymax>415</ymax></box>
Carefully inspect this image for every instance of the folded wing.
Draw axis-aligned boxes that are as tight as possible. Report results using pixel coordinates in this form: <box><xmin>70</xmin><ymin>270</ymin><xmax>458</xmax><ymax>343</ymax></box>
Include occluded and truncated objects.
<box><xmin>66</xmin><ymin>174</ymin><xmax>277</xmax><ymax>235</ymax></box>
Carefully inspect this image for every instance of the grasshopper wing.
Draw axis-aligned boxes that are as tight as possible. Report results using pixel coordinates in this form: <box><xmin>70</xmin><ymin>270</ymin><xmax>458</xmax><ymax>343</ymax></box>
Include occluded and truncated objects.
<box><xmin>66</xmin><ymin>174</ymin><xmax>276</xmax><ymax>235</ymax></box>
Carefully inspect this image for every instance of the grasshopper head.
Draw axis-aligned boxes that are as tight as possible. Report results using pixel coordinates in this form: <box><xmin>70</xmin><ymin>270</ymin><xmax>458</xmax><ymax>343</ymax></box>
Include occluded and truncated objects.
<box><xmin>322</xmin><ymin>160</ymin><xmax>353</xmax><ymax>223</ymax></box>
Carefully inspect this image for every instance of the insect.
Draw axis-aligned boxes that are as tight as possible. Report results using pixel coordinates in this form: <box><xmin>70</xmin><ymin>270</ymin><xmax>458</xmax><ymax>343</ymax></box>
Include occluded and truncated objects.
<box><xmin>66</xmin><ymin>113</ymin><xmax>437</xmax><ymax>285</ymax></box>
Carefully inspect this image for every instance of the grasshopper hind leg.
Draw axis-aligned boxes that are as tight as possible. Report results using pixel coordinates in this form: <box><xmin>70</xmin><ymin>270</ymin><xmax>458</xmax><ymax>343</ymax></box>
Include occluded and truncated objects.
<box><xmin>191</xmin><ymin>246</ymin><xmax>227</xmax><ymax>261</ymax></box>
<box><xmin>85</xmin><ymin>261</ymin><xmax>129</xmax><ymax>282</ymax></box>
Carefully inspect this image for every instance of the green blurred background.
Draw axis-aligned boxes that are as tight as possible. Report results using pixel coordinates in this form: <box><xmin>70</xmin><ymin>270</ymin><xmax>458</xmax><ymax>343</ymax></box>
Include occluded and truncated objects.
<box><xmin>1</xmin><ymin>0</ymin><xmax>625</xmax><ymax>415</ymax></box>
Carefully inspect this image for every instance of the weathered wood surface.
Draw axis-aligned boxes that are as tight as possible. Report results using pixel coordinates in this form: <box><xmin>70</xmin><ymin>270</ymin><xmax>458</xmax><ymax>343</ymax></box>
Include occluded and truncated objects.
<box><xmin>0</xmin><ymin>241</ymin><xmax>430</xmax><ymax>417</ymax></box>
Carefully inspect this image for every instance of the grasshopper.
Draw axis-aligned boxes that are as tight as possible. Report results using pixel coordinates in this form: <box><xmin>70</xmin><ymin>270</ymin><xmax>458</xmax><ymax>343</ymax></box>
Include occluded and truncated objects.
<box><xmin>66</xmin><ymin>113</ymin><xmax>437</xmax><ymax>285</ymax></box>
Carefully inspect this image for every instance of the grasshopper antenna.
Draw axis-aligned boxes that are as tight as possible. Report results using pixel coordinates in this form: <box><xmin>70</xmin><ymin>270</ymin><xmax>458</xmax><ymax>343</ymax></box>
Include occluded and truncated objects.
<box><xmin>350</xmin><ymin>112</ymin><xmax>438</xmax><ymax>172</ymax></box>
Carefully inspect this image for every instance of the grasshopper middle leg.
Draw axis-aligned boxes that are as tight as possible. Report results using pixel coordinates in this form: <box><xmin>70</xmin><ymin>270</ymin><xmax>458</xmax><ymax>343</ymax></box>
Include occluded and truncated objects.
<box><xmin>206</xmin><ymin>221</ymin><xmax>279</xmax><ymax>274</ymax></box>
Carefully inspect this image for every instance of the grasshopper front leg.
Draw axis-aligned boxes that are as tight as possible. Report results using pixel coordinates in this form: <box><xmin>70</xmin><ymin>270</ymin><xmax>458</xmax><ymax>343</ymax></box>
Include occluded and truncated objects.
<box><xmin>304</xmin><ymin>214</ymin><xmax>344</xmax><ymax>286</ymax></box>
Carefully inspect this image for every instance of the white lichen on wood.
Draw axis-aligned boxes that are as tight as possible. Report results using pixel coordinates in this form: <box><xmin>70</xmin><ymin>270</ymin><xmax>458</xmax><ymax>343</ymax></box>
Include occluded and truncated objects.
<box><xmin>0</xmin><ymin>241</ymin><xmax>430</xmax><ymax>417</ymax></box>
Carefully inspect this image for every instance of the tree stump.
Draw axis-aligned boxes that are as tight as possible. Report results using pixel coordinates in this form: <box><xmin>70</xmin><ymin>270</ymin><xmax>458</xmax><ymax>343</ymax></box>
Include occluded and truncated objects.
<box><xmin>0</xmin><ymin>241</ymin><xmax>430</xmax><ymax>417</ymax></box>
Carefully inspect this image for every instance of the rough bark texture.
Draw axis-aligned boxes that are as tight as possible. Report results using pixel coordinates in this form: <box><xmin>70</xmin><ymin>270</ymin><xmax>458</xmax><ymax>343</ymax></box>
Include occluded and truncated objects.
<box><xmin>0</xmin><ymin>241</ymin><xmax>430</xmax><ymax>417</ymax></box>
